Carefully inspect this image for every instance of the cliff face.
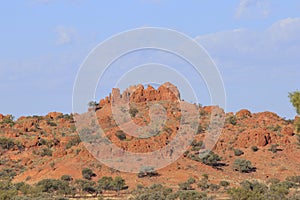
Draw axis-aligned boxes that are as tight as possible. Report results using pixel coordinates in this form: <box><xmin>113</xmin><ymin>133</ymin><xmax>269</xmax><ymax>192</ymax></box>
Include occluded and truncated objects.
<box><xmin>99</xmin><ymin>82</ymin><xmax>180</xmax><ymax>107</ymax></box>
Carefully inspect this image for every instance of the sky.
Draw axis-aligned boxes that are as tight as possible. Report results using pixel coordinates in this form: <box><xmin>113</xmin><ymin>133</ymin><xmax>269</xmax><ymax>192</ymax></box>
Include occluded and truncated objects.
<box><xmin>0</xmin><ymin>0</ymin><xmax>300</xmax><ymax>119</ymax></box>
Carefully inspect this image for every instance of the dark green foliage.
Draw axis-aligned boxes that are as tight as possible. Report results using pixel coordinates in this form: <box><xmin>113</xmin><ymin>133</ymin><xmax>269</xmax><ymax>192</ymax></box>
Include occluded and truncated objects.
<box><xmin>190</xmin><ymin>140</ymin><xmax>203</xmax><ymax>151</ymax></box>
<box><xmin>289</xmin><ymin>91</ymin><xmax>300</xmax><ymax>115</ymax></box>
<box><xmin>0</xmin><ymin>137</ymin><xmax>15</xmax><ymax>150</ymax></box>
<box><xmin>74</xmin><ymin>179</ymin><xmax>96</xmax><ymax>195</ymax></box>
<box><xmin>227</xmin><ymin>115</ymin><xmax>237</xmax><ymax>125</ymax></box>
<box><xmin>286</xmin><ymin>176</ymin><xmax>300</xmax><ymax>184</ymax></box>
<box><xmin>14</xmin><ymin>182</ymin><xmax>32</xmax><ymax>195</ymax></box>
<box><xmin>267</xmin><ymin>125</ymin><xmax>282</xmax><ymax>132</ymax></box>
<box><xmin>138</xmin><ymin>166</ymin><xmax>159</xmax><ymax>178</ymax></box>
<box><xmin>198</xmin><ymin>151</ymin><xmax>222</xmax><ymax>167</ymax></box>
<box><xmin>40</xmin><ymin>148</ymin><xmax>52</xmax><ymax>157</ymax></box>
<box><xmin>197</xmin><ymin>175</ymin><xmax>209</xmax><ymax>191</ymax></box>
<box><xmin>267</xmin><ymin>178</ymin><xmax>280</xmax><ymax>185</ymax></box>
<box><xmin>81</xmin><ymin>168</ymin><xmax>96</xmax><ymax>180</ymax></box>
<box><xmin>88</xmin><ymin>101</ymin><xmax>98</xmax><ymax>108</ymax></box>
<box><xmin>251</xmin><ymin>146</ymin><xmax>259</xmax><ymax>152</ymax></box>
<box><xmin>115</xmin><ymin>130</ymin><xmax>126</xmax><ymax>141</ymax></box>
<box><xmin>98</xmin><ymin>176</ymin><xmax>113</xmax><ymax>191</ymax></box>
<box><xmin>233</xmin><ymin>159</ymin><xmax>254</xmax><ymax>173</ymax></box>
<box><xmin>47</xmin><ymin>121</ymin><xmax>57</xmax><ymax>127</ymax></box>
<box><xmin>0</xmin><ymin>115</ymin><xmax>15</xmax><ymax>127</ymax></box>
<box><xmin>111</xmin><ymin>176</ymin><xmax>126</xmax><ymax>194</ymax></box>
<box><xmin>219</xmin><ymin>180</ymin><xmax>230</xmax><ymax>187</ymax></box>
<box><xmin>130</xmin><ymin>184</ymin><xmax>173</xmax><ymax>200</ymax></box>
<box><xmin>37</xmin><ymin>138</ymin><xmax>47</xmax><ymax>146</ymax></box>
<box><xmin>295</xmin><ymin>119</ymin><xmax>300</xmax><ymax>133</ymax></box>
<box><xmin>0</xmin><ymin>168</ymin><xmax>17</xmax><ymax>181</ymax></box>
<box><xmin>65</xmin><ymin>136</ymin><xmax>81</xmax><ymax>149</ymax></box>
<box><xmin>233</xmin><ymin>148</ymin><xmax>244</xmax><ymax>156</ymax></box>
<box><xmin>36</xmin><ymin>179</ymin><xmax>72</xmax><ymax>195</ymax></box>
<box><xmin>58</xmin><ymin>114</ymin><xmax>74</xmax><ymax>121</ymax></box>
<box><xmin>178</xmin><ymin>177</ymin><xmax>195</xmax><ymax>191</ymax></box>
<box><xmin>129</xmin><ymin>107</ymin><xmax>138</xmax><ymax>117</ymax></box>
<box><xmin>209</xmin><ymin>184</ymin><xmax>220</xmax><ymax>191</ymax></box>
<box><xmin>60</xmin><ymin>175</ymin><xmax>73</xmax><ymax>182</ymax></box>
<box><xmin>175</xmin><ymin>190</ymin><xmax>207</xmax><ymax>200</ymax></box>
<box><xmin>228</xmin><ymin>180</ymin><xmax>269</xmax><ymax>200</ymax></box>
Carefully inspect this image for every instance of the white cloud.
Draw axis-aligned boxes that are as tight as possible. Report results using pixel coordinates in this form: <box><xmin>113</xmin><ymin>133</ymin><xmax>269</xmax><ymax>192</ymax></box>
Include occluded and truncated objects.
<box><xmin>195</xmin><ymin>18</ymin><xmax>300</xmax><ymax>70</ymax></box>
<box><xmin>236</xmin><ymin>0</ymin><xmax>270</xmax><ymax>18</ymax></box>
<box><xmin>55</xmin><ymin>26</ymin><xmax>77</xmax><ymax>45</ymax></box>
<box><xmin>195</xmin><ymin>18</ymin><xmax>300</xmax><ymax>118</ymax></box>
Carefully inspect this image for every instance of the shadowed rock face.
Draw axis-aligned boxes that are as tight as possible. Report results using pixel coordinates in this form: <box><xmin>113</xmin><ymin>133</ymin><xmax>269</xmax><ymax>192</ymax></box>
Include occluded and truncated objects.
<box><xmin>99</xmin><ymin>82</ymin><xmax>180</xmax><ymax>107</ymax></box>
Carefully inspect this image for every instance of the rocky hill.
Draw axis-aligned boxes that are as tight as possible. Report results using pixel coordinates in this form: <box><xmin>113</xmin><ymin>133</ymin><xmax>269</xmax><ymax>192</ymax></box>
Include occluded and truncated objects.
<box><xmin>0</xmin><ymin>82</ymin><xmax>300</xmax><ymax>199</ymax></box>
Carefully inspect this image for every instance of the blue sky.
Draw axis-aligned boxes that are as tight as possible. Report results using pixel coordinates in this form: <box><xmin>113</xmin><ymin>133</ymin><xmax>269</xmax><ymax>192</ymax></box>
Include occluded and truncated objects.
<box><xmin>0</xmin><ymin>0</ymin><xmax>300</xmax><ymax>119</ymax></box>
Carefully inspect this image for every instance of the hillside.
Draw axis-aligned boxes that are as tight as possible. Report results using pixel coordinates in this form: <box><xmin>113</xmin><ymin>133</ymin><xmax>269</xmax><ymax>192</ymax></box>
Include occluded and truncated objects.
<box><xmin>0</xmin><ymin>82</ymin><xmax>300</xmax><ymax>199</ymax></box>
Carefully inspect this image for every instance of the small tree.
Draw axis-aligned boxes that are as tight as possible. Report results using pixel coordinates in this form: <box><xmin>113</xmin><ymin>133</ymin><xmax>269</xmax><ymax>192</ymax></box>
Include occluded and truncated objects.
<box><xmin>233</xmin><ymin>159</ymin><xmax>254</xmax><ymax>173</ymax></box>
<box><xmin>98</xmin><ymin>176</ymin><xmax>113</xmax><ymax>192</ymax></box>
<box><xmin>82</xmin><ymin>168</ymin><xmax>96</xmax><ymax>180</ymax></box>
<box><xmin>61</xmin><ymin>175</ymin><xmax>73</xmax><ymax>182</ymax></box>
<box><xmin>289</xmin><ymin>91</ymin><xmax>300</xmax><ymax>115</ymax></box>
<box><xmin>199</xmin><ymin>151</ymin><xmax>222</xmax><ymax>167</ymax></box>
<box><xmin>111</xmin><ymin>176</ymin><xmax>126</xmax><ymax>195</ymax></box>
<box><xmin>88</xmin><ymin>101</ymin><xmax>98</xmax><ymax>108</ymax></box>
<box><xmin>233</xmin><ymin>149</ymin><xmax>244</xmax><ymax>156</ymax></box>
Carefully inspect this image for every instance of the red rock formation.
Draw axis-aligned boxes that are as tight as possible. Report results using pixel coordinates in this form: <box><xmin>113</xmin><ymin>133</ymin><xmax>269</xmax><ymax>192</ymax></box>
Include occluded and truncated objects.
<box><xmin>99</xmin><ymin>82</ymin><xmax>180</xmax><ymax>107</ymax></box>
<box><xmin>236</xmin><ymin>109</ymin><xmax>252</xmax><ymax>118</ymax></box>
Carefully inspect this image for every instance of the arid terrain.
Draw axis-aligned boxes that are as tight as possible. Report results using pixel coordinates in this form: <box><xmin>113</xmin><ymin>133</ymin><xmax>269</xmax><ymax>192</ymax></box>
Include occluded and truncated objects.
<box><xmin>1</xmin><ymin>83</ymin><xmax>300</xmax><ymax>199</ymax></box>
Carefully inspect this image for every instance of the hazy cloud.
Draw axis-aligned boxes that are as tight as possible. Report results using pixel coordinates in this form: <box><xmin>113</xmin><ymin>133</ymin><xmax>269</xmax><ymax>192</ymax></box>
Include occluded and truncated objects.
<box><xmin>55</xmin><ymin>26</ymin><xmax>77</xmax><ymax>45</ymax></box>
<box><xmin>236</xmin><ymin>0</ymin><xmax>270</xmax><ymax>18</ymax></box>
<box><xmin>195</xmin><ymin>18</ymin><xmax>300</xmax><ymax>71</ymax></box>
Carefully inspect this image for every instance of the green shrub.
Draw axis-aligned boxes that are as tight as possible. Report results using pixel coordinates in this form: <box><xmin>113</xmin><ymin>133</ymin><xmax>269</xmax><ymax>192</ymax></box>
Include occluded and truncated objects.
<box><xmin>66</xmin><ymin>136</ymin><xmax>81</xmax><ymax>149</ymax></box>
<box><xmin>228</xmin><ymin>180</ymin><xmax>268</xmax><ymax>200</ymax></box>
<box><xmin>267</xmin><ymin>178</ymin><xmax>280</xmax><ymax>185</ymax></box>
<box><xmin>176</xmin><ymin>190</ymin><xmax>207</xmax><ymax>200</ymax></box>
<box><xmin>74</xmin><ymin>179</ymin><xmax>96</xmax><ymax>195</ymax></box>
<box><xmin>0</xmin><ymin>168</ymin><xmax>17</xmax><ymax>180</ymax></box>
<box><xmin>251</xmin><ymin>146</ymin><xmax>259</xmax><ymax>152</ymax></box>
<box><xmin>47</xmin><ymin>121</ymin><xmax>57</xmax><ymax>126</ymax></box>
<box><xmin>82</xmin><ymin>168</ymin><xmax>96</xmax><ymax>180</ymax></box>
<box><xmin>40</xmin><ymin>148</ymin><xmax>52</xmax><ymax>157</ymax></box>
<box><xmin>219</xmin><ymin>180</ymin><xmax>230</xmax><ymax>187</ymax></box>
<box><xmin>36</xmin><ymin>179</ymin><xmax>71</xmax><ymax>195</ymax></box>
<box><xmin>111</xmin><ymin>176</ymin><xmax>126</xmax><ymax>194</ymax></box>
<box><xmin>178</xmin><ymin>177</ymin><xmax>195</xmax><ymax>191</ymax></box>
<box><xmin>60</xmin><ymin>175</ymin><xmax>73</xmax><ymax>182</ymax></box>
<box><xmin>0</xmin><ymin>115</ymin><xmax>15</xmax><ymax>127</ymax></box>
<box><xmin>233</xmin><ymin>159</ymin><xmax>254</xmax><ymax>173</ymax></box>
<box><xmin>286</xmin><ymin>176</ymin><xmax>300</xmax><ymax>184</ymax></box>
<box><xmin>190</xmin><ymin>140</ymin><xmax>203</xmax><ymax>151</ymax></box>
<box><xmin>115</xmin><ymin>130</ymin><xmax>126</xmax><ymax>141</ymax></box>
<box><xmin>129</xmin><ymin>107</ymin><xmax>138</xmax><ymax>117</ymax></box>
<box><xmin>138</xmin><ymin>166</ymin><xmax>158</xmax><ymax>178</ymax></box>
<box><xmin>295</xmin><ymin>119</ymin><xmax>300</xmax><ymax>133</ymax></box>
<box><xmin>0</xmin><ymin>137</ymin><xmax>15</xmax><ymax>150</ymax></box>
<box><xmin>199</xmin><ymin>151</ymin><xmax>222</xmax><ymax>167</ymax></box>
<box><xmin>98</xmin><ymin>176</ymin><xmax>113</xmax><ymax>191</ymax></box>
<box><xmin>227</xmin><ymin>115</ymin><xmax>237</xmax><ymax>125</ymax></box>
<box><xmin>233</xmin><ymin>148</ymin><xmax>244</xmax><ymax>156</ymax></box>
